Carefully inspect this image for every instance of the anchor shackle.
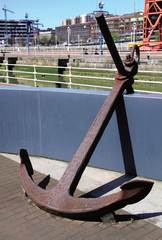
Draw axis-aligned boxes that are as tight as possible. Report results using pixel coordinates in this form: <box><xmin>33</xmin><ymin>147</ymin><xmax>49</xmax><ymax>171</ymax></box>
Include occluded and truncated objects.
<box><xmin>124</xmin><ymin>45</ymin><xmax>140</xmax><ymax>77</ymax></box>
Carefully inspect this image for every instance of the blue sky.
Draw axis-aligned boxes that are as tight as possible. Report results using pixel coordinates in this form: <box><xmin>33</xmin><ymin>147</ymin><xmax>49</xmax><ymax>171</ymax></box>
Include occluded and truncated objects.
<box><xmin>1</xmin><ymin>0</ymin><xmax>144</xmax><ymax>29</ymax></box>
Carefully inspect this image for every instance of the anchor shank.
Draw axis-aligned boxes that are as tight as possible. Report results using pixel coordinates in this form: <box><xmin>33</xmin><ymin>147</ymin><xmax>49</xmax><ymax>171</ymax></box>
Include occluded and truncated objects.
<box><xmin>58</xmin><ymin>78</ymin><xmax>131</xmax><ymax>195</ymax></box>
<box><xmin>96</xmin><ymin>12</ymin><xmax>128</xmax><ymax>77</ymax></box>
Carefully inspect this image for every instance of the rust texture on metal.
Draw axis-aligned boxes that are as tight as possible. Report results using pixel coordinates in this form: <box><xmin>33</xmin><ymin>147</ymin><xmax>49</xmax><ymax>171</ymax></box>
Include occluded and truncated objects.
<box><xmin>19</xmin><ymin>13</ymin><xmax>153</xmax><ymax>219</ymax></box>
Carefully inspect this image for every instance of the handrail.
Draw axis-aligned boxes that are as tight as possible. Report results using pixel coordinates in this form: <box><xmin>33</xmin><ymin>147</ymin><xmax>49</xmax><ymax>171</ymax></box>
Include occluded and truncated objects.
<box><xmin>0</xmin><ymin>63</ymin><xmax>162</xmax><ymax>94</ymax></box>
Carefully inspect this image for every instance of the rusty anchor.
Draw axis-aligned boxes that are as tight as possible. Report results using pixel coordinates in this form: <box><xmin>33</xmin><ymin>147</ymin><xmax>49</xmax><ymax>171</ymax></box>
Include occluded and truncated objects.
<box><xmin>19</xmin><ymin>13</ymin><xmax>153</xmax><ymax>219</ymax></box>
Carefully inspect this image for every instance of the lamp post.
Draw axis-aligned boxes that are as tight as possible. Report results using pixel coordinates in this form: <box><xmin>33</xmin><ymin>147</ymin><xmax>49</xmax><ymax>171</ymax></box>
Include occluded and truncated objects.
<box><xmin>67</xmin><ymin>27</ymin><xmax>70</xmax><ymax>51</ymax></box>
<box><xmin>133</xmin><ymin>22</ymin><xmax>136</xmax><ymax>43</ymax></box>
<box><xmin>34</xmin><ymin>18</ymin><xmax>43</xmax><ymax>52</ymax></box>
<box><xmin>78</xmin><ymin>34</ymin><xmax>80</xmax><ymax>48</ymax></box>
<box><xmin>31</xmin><ymin>19</ymin><xmax>43</xmax><ymax>52</ymax></box>
<box><xmin>25</xmin><ymin>13</ymin><xmax>29</xmax><ymax>54</ymax></box>
<box><xmin>99</xmin><ymin>2</ymin><xmax>104</xmax><ymax>55</ymax></box>
<box><xmin>93</xmin><ymin>2</ymin><xmax>109</xmax><ymax>55</ymax></box>
<box><xmin>83</xmin><ymin>25</ymin><xmax>86</xmax><ymax>43</ymax></box>
<box><xmin>55</xmin><ymin>35</ymin><xmax>57</xmax><ymax>48</ymax></box>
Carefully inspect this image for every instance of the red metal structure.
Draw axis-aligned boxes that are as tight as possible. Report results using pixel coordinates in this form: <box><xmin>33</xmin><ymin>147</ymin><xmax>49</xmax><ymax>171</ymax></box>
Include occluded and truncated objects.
<box><xmin>143</xmin><ymin>0</ymin><xmax>162</xmax><ymax>48</ymax></box>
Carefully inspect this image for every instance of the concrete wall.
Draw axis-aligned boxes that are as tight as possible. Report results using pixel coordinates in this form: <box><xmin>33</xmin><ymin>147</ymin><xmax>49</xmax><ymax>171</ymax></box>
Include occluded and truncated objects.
<box><xmin>0</xmin><ymin>86</ymin><xmax>162</xmax><ymax>180</ymax></box>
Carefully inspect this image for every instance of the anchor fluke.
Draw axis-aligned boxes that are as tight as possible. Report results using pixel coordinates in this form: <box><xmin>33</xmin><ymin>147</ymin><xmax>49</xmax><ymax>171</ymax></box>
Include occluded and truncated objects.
<box><xmin>19</xmin><ymin>149</ymin><xmax>153</xmax><ymax>219</ymax></box>
<box><xmin>20</xmin><ymin>149</ymin><xmax>33</xmax><ymax>177</ymax></box>
<box><xmin>120</xmin><ymin>180</ymin><xmax>154</xmax><ymax>205</ymax></box>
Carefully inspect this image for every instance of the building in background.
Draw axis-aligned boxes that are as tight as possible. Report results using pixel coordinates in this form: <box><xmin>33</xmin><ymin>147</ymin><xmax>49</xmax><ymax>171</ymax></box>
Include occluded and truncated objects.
<box><xmin>56</xmin><ymin>14</ymin><xmax>96</xmax><ymax>44</ymax></box>
<box><xmin>56</xmin><ymin>12</ymin><xmax>143</xmax><ymax>44</ymax></box>
<box><xmin>91</xmin><ymin>11</ymin><xmax>143</xmax><ymax>42</ymax></box>
<box><xmin>0</xmin><ymin>19</ymin><xmax>35</xmax><ymax>46</ymax></box>
<box><xmin>0</xmin><ymin>11</ymin><xmax>144</xmax><ymax>46</ymax></box>
<box><xmin>56</xmin><ymin>23</ymin><xmax>91</xmax><ymax>44</ymax></box>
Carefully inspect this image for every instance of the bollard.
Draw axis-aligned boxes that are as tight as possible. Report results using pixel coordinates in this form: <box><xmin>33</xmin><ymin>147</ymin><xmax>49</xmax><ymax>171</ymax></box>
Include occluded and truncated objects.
<box><xmin>8</xmin><ymin>57</ymin><xmax>18</xmax><ymax>71</ymax></box>
<box><xmin>57</xmin><ymin>58</ymin><xmax>69</xmax><ymax>88</ymax></box>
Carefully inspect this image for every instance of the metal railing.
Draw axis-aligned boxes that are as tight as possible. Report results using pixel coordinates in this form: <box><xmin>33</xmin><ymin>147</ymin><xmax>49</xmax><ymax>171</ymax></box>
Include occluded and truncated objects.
<box><xmin>0</xmin><ymin>44</ymin><xmax>128</xmax><ymax>55</ymax></box>
<box><xmin>0</xmin><ymin>62</ymin><xmax>162</xmax><ymax>94</ymax></box>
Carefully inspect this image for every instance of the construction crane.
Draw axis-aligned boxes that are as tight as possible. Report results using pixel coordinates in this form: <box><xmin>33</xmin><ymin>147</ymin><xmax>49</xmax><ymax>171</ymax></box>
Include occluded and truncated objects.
<box><xmin>2</xmin><ymin>5</ymin><xmax>15</xmax><ymax>43</ymax></box>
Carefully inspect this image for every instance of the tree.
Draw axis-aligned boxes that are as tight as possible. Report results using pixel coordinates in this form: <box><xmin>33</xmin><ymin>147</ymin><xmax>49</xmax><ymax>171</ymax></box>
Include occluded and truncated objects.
<box><xmin>39</xmin><ymin>35</ymin><xmax>50</xmax><ymax>45</ymax></box>
<box><xmin>8</xmin><ymin>38</ymin><xmax>14</xmax><ymax>45</ymax></box>
<box><xmin>155</xmin><ymin>31</ymin><xmax>159</xmax><ymax>41</ymax></box>
<box><xmin>49</xmin><ymin>35</ymin><xmax>56</xmax><ymax>45</ymax></box>
<box><xmin>111</xmin><ymin>33</ymin><xmax>120</xmax><ymax>42</ymax></box>
<box><xmin>19</xmin><ymin>37</ymin><xmax>26</xmax><ymax>46</ymax></box>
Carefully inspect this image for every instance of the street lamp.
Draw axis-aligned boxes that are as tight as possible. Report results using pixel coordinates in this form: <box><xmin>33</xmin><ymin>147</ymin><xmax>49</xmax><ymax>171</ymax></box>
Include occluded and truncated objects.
<box><xmin>83</xmin><ymin>25</ymin><xmax>86</xmax><ymax>42</ymax></box>
<box><xmin>55</xmin><ymin>35</ymin><xmax>57</xmax><ymax>48</ymax></box>
<box><xmin>34</xmin><ymin>18</ymin><xmax>43</xmax><ymax>52</ymax></box>
<box><xmin>99</xmin><ymin>2</ymin><xmax>104</xmax><ymax>55</ymax></box>
<box><xmin>99</xmin><ymin>1</ymin><xmax>104</xmax><ymax>10</ymax></box>
<box><xmin>133</xmin><ymin>22</ymin><xmax>136</xmax><ymax>43</ymax></box>
<box><xmin>25</xmin><ymin>13</ymin><xmax>29</xmax><ymax>54</ymax></box>
<box><xmin>93</xmin><ymin>2</ymin><xmax>109</xmax><ymax>55</ymax></box>
<box><xmin>78</xmin><ymin>34</ymin><xmax>80</xmax><ymax>48</ymax></box>
<box><xmin>67</xmin><ymin>27</ymin><xmax>70</xmax><ymax>51</ymax></box>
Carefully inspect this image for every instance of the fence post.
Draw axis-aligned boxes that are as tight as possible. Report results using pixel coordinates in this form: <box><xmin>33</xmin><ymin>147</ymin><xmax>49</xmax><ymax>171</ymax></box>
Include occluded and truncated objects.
<box><xmin>6</xmin><ymin>62</ymin><xmax>9</xmax><ymax>84</ymax></box>
<box><xmin>33</xmin><ymin>65</ymin><xmax>37</xmax><ymax>87</ymax></box>
<box><xmin>69</xmin><ymin>66</ymin><xmax>72</xmax><ymax>89</ymax></box>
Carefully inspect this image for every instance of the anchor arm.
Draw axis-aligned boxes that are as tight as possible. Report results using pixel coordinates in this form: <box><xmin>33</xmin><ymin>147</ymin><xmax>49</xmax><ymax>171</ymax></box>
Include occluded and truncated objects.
<box><xmin>20</xmin><ymin>157</ymin><xmax>153</xmax><ymax>218</ymax></box>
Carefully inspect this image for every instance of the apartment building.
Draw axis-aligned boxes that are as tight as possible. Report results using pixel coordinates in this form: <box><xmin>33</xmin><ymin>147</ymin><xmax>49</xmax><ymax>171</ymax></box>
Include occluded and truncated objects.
<box><xmin>56</xmin><ymin>14</ymin><xmax>96</xmax><ymax>44</ymax></box>
<box><xmin>0</xmin><ymin>19</ymin><xmax>35</xmax><ymax>45</ymax></box>
<box><xmin>56</xmin><ymin>12</ymin><xmax>143</xmax><ymax>44</ymax></box>
<box><xmin>105</xmin><ymin>12</ymin><xmax>143</xmax><ymax>41</ymax></box>
<box><xmin>56</xmin><ymin>23</ymin><xmax>91</xmax><ymax>44</ymax></box>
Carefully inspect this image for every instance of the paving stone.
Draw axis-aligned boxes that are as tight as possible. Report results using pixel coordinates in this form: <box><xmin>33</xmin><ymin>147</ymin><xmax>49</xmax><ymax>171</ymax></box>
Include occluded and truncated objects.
<box><xmin>70</xmin><ymin>233</ymin><xmax>85</xmax><ymax>240</ymax></box>
<box><xmin>81</xmin><ymin>225</ymin><xmax>103</xmax><ymax>237</ymax></box>
<box><xmin>96</xmin><ymin>226</ymin><xmax>117</xmax><ymax>238</ymax></box>
<box><xmin>82</xmin><ymin>221</ymin><xmax>99</xmax><ymax>229</ymax></box>
<box><xmin>33</xmin><ymin>225</ymin><xmax>54</xmax><ymax>237</ymax></box>
<box><xmin>145</xmin><ymin>228</ymin><xmax>162</xmax><ymax>239</ymax></box>
<box><xmin>138</xmin><ymin>236</ymin><xmax>152</xmax><ymax>240</ymax></box>
<box><xmin>85</xmin><ymin>233</ymin><xmax>103</xmax><ymax>240</ymax></box>
<box><xmin>1</xmin><ymin>154</ymin><xmax>162</xmax><ymax>240</ymax></box>
<box><xmin>48</xmin><ymin>227</ymin><xmax>67</xmax><ymax>237</ymax></box>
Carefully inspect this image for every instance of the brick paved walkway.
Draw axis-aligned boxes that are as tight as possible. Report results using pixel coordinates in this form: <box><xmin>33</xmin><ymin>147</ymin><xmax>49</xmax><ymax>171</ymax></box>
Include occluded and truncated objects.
<box><xmin>0</xmin><ymin>154</ymin><xmax>162</xmax><ymax>240</ymax></box>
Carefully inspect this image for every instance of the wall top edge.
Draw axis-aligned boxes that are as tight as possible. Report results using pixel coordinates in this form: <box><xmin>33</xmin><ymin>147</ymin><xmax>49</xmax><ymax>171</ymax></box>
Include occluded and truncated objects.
<box><xmin>0</xmin><ymin>86</ymin><xmax>162</xmax><ymax>99</ymax></box>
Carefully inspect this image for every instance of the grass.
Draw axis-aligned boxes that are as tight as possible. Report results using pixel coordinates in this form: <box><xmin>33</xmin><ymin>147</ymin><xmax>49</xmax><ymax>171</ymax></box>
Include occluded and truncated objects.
<box><xmin>65</xmin><ymin>68</ymin><xmax>162</xmax><ymax>93</ymax></box>
<box><xmin>0</xmin><ymin>64</ymin><xmax>161</xmax><ymax>93</ymax></box>
<box><xmin>134</xmin><ymin>72</ymin><xmax>162</xmax><ymax>93</ymax></box>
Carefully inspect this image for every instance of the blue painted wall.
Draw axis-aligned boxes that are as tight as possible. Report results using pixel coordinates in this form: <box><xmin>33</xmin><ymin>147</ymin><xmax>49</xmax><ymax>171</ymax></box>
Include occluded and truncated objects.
<box><xmin>0</xmin><ymin>86</ymin><xmax>161</xmax><ymax>180</ymax></box>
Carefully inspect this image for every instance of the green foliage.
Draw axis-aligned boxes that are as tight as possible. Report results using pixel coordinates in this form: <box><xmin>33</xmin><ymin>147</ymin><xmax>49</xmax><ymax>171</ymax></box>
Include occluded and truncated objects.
<box><xmin>155</xmin><ymin>31</ymin><xmax>159</xmax><ymax>41</ymax></box>
<box><xmin>111</xmin><ymin>33</ymin><xmax>120</xmax><ymax>42</ymax></box>
<box><xmin>39</xmin><ymin>35</ymin><xmax>50</xmax><ymax>45</ymax></box>
<box><xmin>8</xmin><ymin>38</ymin><xmax>14</xmax><ymax>45</ymax></box>
<box><xmin>39</xmin><ymin>34</ymin><xmax>57</xmax><ymax>45</ymax></box>
<box><xmin>49</xmin><ymin>35</ymin><xmax>56</xmax><ymax>45</ymax></box>
<box><xmin>130</xmin><ymin>218</ymin><xmax>134</xmax><ymax>223</ymax></box>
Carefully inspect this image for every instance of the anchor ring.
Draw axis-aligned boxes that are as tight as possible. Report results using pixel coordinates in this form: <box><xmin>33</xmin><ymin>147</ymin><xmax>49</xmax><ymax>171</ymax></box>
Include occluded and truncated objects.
<box><xmin>125</xmin><ymin>45</ymin><xmax>140</xmax><ymax>67</ymax></box>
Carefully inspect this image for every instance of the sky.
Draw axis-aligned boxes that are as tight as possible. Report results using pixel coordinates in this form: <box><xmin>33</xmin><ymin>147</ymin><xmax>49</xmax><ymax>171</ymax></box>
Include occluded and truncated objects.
<box><xmin>1</xmin><ymin>0</ymin><xmax>145</xmax><ymax>29</ymax></box>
